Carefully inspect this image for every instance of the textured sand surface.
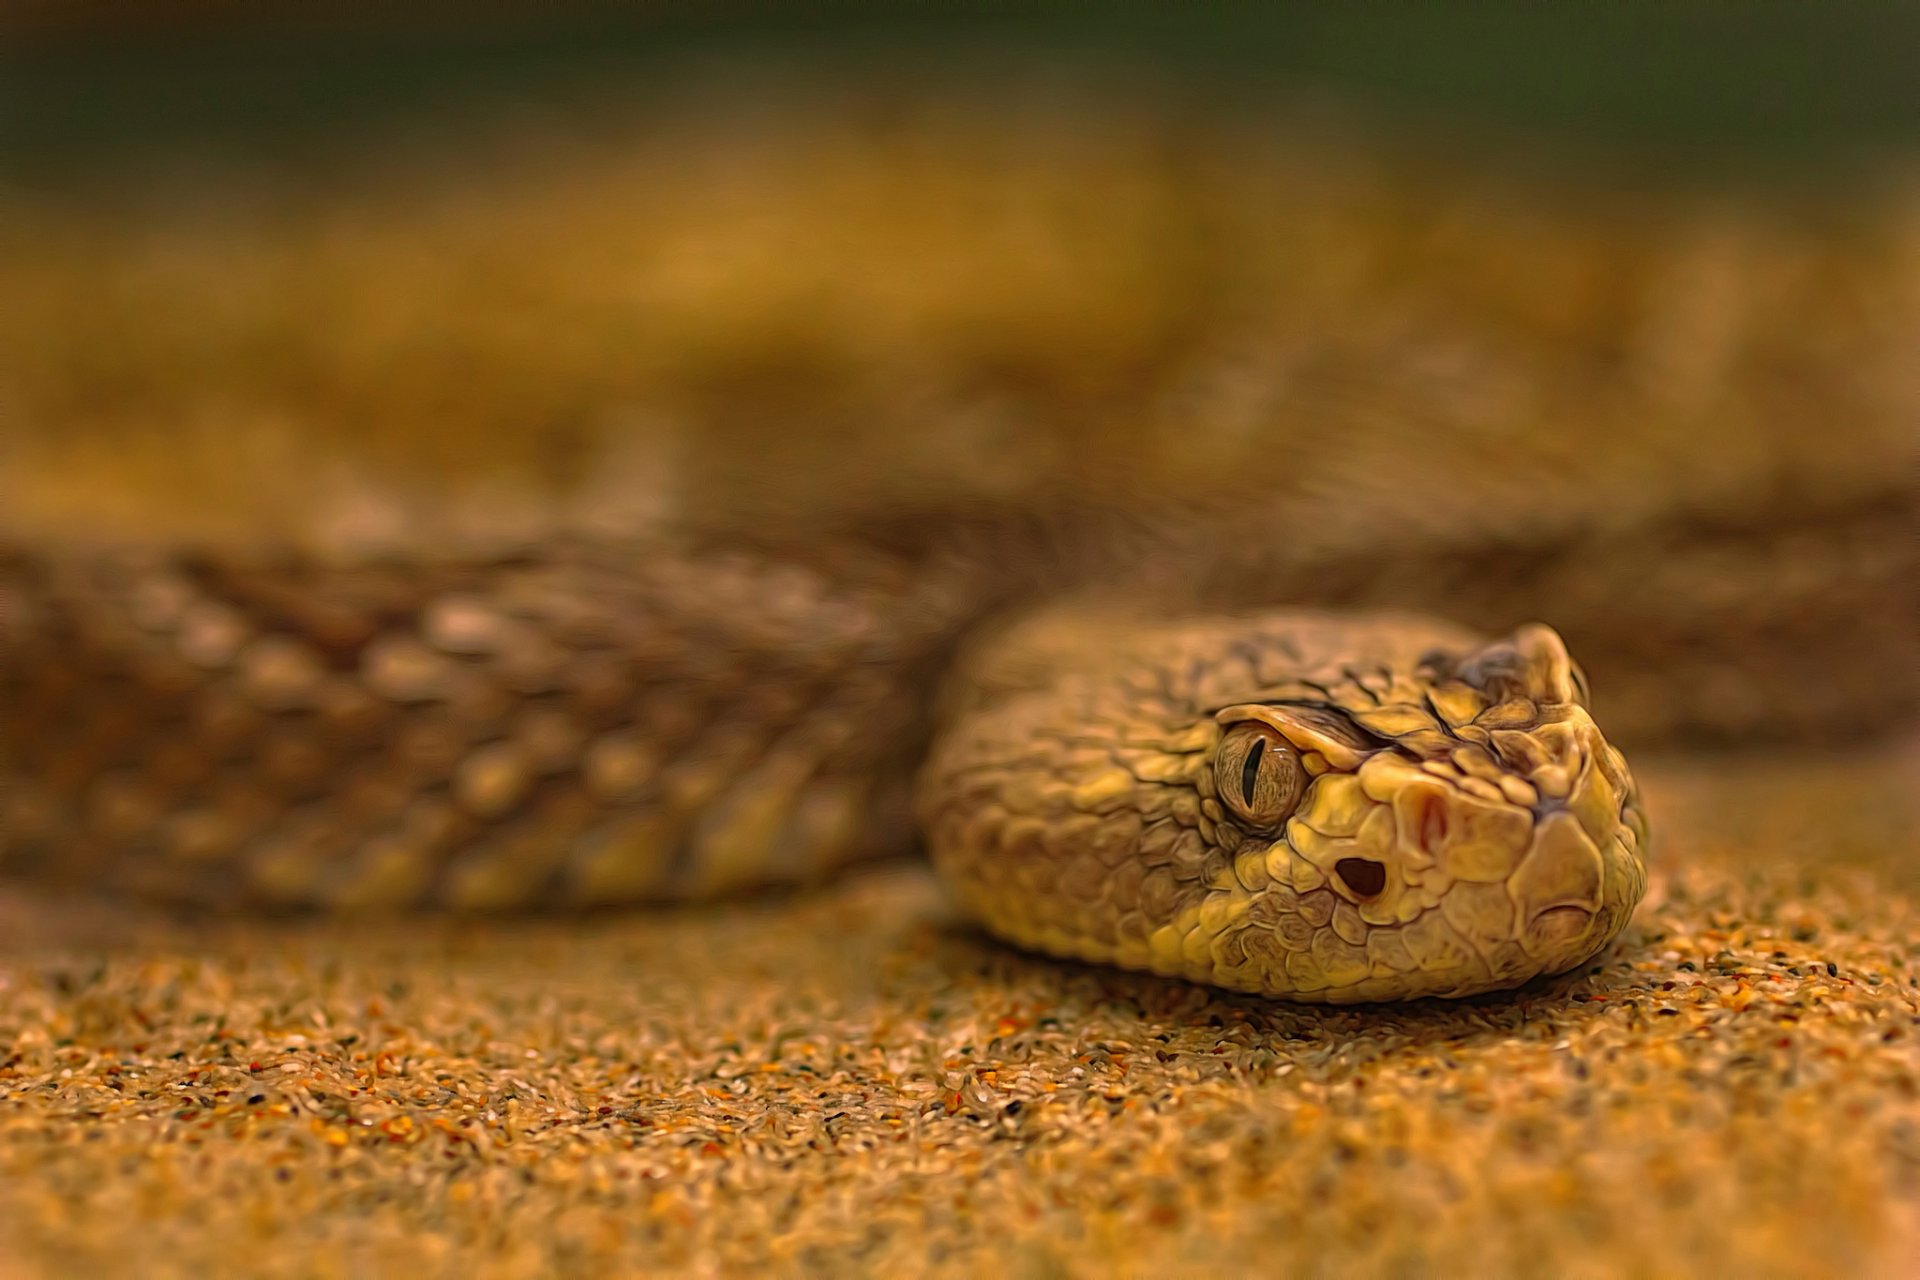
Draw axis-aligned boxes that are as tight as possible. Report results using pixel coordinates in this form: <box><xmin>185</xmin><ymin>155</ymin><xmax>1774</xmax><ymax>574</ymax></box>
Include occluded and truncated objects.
<box><xmin>1</xmin><ymin>741</ymin><xmax>1915</xmax><ymax>1279</ymax></box>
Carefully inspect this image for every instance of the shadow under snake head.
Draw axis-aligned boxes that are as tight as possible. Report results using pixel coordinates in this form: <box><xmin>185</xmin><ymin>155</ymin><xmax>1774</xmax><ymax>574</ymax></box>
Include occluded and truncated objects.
<box><xmin>920</xmin><ymin>611</ymin><xmax>1650</xmax><ymax>1003</ymax></box>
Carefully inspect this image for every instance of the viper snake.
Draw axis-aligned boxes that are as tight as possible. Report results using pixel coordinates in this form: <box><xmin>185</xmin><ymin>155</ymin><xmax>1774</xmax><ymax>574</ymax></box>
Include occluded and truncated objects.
<box><xmin>5</xmin><ymin>473</ymin><xmax>1909</xmax><ymax>1005</ymax></box>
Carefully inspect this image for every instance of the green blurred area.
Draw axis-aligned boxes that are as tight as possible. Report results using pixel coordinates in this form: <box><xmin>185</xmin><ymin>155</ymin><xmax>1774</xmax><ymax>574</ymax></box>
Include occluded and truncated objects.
<box><xmin>6</xmin><ymin>2</ymin><xmax>1918</xmax><ymax>180</ymax></box>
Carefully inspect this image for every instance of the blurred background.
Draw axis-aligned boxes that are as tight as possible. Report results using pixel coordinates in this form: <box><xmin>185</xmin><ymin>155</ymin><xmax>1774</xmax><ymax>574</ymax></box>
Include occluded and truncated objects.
<box><xmin>2</xmin><ymin>4</ymin><xmax>1916</xmax><ymax>743</ymax></box>
<box><xmin>5</xmin><ymin>3</ymin><xmax>1916</xmax><ymax>531</ymax></box>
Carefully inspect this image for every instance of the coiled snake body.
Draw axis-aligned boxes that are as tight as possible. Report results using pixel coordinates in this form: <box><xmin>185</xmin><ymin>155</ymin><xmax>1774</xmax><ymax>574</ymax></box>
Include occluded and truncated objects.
<box><xmin>10</xmin><ymin>466</ymin><xmax>1916</xmax><ymax>1003</ymax></box>
<box><xmin>0</xmin><ymin>526</ymin><xmax>1661</xmax><ymax>1003</ymax></box>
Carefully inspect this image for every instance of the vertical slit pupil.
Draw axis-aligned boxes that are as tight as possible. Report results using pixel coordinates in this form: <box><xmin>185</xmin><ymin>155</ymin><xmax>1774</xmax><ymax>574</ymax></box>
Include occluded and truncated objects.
<box><xmin>1240</xmin><ymin>737</ymin><xmax>1266</xmax><ymax>805</ymax></box>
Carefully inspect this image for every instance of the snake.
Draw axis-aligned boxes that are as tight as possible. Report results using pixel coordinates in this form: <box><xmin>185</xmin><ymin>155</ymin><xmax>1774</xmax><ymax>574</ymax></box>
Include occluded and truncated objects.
<box><xmin>9</xmin><ymin>475</ymin><xmax>1912</xmax><ymax>1007</ymax></box>
<box><xmin>921</xmin><ymin>606</ymin><xmax>1645</xmax><ymax>1002</ymax></box>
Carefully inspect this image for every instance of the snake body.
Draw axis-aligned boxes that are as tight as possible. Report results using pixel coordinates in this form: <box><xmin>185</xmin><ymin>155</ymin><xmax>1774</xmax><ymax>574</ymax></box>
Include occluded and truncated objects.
<box><xmin>1</xmin><ymin>476</ymin><xmax>1911</xmax><ymax>1001</ymax></box>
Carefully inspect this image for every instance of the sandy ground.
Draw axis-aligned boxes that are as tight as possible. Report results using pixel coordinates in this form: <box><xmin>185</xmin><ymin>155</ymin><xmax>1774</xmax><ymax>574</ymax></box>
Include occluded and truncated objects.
<box><xmin>0</xmin><ymin>740</ymin><xmax>1914</xmax><ymax>1279</ymax></box>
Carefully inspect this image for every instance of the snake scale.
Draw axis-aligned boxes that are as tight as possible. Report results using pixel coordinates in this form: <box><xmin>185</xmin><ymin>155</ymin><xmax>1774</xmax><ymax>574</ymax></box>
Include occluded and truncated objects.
<box><xmin>2</xmin><ymin>470</ymin><xmax>1912</xmax><ymax>1004</ymax></box>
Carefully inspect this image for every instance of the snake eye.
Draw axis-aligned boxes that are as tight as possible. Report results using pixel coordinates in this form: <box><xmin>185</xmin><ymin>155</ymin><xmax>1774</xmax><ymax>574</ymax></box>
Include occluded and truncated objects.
<box><xmin>1214</xmin><ymin>722</ymin><xmax>1306</xmax><ymax>829</ymax></box>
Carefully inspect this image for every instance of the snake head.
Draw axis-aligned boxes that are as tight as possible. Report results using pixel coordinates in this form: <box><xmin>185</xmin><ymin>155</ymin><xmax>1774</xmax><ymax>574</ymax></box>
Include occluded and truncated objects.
<box><xmin>1208</xmin><ymin>622</ymin><xmax>1648</xmax><ymax>1002</ymax></box>
<box><xmin>920</xmin><ymin>609</ymin><xmax>1648</xmax><ymax>1004</ymax></box>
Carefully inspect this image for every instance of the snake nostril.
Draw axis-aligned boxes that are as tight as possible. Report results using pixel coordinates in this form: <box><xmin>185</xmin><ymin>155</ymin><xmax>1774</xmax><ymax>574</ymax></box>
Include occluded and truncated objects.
<box><xmin>1334</xmin><ymin>857</ymin><xmax>1387</xmax><ymax>898</ymax></box>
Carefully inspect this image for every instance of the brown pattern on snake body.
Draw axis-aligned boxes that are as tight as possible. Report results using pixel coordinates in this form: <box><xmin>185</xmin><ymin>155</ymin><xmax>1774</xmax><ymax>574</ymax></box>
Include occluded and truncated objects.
<box><xmin>1</xmin><ymin>540</ymin><xmax>974</xmax><ymax>909</ymax></box>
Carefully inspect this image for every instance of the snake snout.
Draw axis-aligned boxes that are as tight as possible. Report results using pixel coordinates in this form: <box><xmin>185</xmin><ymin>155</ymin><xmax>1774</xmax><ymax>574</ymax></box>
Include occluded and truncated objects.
<box><xmin>1366</xmin><ymin>756</ymin><xmax>1536</xmax><ymax>885</ymax></box>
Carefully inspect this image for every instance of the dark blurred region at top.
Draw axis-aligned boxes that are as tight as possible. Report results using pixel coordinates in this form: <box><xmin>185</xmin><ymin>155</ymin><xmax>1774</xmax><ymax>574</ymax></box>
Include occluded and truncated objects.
<box><xmin>3</xmin><ymin>2</ymin><xmax>1916</xmax><ymax>553</ymax></box>
<box><xmin>7</xmin><ymin>1</ymin><xmax>1919</xmax><ymax>178</ymax></box>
